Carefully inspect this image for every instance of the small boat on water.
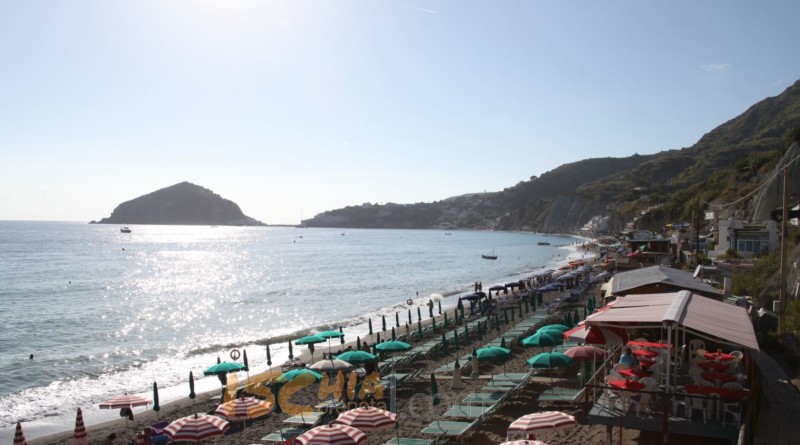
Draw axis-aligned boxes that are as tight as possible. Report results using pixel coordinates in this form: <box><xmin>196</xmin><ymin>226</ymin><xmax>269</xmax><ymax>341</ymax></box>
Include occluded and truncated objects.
<box><xmin>120</xmin><ymin>227</ymin><xmax>132</xmax><ymax>233</ymax></box>
<box><xmin>482</xmin><ymin>250</ymin><xmax>497</xmax><ymax>260</ymax></box>
<box><xmin>537</xmin><ymin>242</ymin><xmax>550</xmax><ymax>246</ymax></box>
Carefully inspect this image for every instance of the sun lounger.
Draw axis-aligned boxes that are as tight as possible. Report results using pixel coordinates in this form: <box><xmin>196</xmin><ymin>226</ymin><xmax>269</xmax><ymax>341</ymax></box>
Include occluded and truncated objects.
<box><xmin>461</xmin><ymin>392</ymin><xmax>506</xmax><ymax>405</ymax></box>
<box><xmin>382</xmin><ymin>439</ymin><xmax>434</xmax><ymax>445</ymax></box>
<box><xmin>491</xmin><ymin>372</ymin><xmax>530</xmax><ymax>382</ymax></box>
<box><xmin>283</xmin><ymin>411</ymin><xmax>322</xmax><ymax>425</ymax></box>
<box><xmin>481</xmin><ymin>382</ymin><xmax>516</xmax><ymax>392</ymax></box>
<box><xmin>260</xmin><ymin>427</ymin><xmax>307</xmax><ymax>443</ymax></box>
<box><xmin>421</xmin><ymin>420</ymin><xmax>474</xmax><ymax>436</ymax></box>
<box><xmin>443</xmin><ymin>404</ymin><xmax>493</xmax><ymax>418</ymax></box>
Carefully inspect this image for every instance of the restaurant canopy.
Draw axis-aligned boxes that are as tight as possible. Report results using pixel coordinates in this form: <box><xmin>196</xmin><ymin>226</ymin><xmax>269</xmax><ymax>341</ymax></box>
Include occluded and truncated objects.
<box><xmin>585</xmin><ymin>290</ymin><xmax>758</xmax><ymax>351</ymax></box>
<box><xmin>608</xmin><ymin>265</ymin><xmax>723</xmax><ymax>299</ymax></box>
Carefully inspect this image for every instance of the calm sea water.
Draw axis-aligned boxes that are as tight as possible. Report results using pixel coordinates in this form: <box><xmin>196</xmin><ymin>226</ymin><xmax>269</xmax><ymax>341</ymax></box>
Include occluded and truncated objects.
<box><xmin>0</xmin><ymin>221</ymin><xmax>582</xmax><ymax>440</ymax></box>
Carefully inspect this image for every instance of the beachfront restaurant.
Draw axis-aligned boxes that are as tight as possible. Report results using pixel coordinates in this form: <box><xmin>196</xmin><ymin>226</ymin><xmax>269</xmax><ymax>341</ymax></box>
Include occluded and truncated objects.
<box><xmin>578</xmin><ymin>290</ymin><xmax>760</xmax><ymax>444</ymax></box>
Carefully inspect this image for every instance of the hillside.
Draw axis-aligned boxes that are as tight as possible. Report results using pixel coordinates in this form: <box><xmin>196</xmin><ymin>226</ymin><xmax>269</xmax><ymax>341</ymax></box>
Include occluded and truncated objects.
<box><xmin>92</xmin><ymin>182</ymin><xmax>265</xmax><ymax>226</ymax></box>
<box><xmin>303</xmin><ymin>79</ymin><xmax>800</xmax><ymax>232</ymax></box>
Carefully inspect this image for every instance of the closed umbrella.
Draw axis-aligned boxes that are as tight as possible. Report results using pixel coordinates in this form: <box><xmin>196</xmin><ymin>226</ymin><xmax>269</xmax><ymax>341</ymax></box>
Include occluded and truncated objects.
<box><xmin>441</xmin><ymin>332</ymin><xmax>449</xmax><ymax>355</ymax></box>
<box><xmin>73</xmin><ymin>408</ymin><xmax>87</xmax><ymax>444</ymax></box>
<box><xmin>507</xmin><ymin>411</ymin><xmax>577</xmax><ymax>440</ymax></box>
<box><xmin>476</xmin><ymin>322</ymin><xmax>483</xmax><ymax>340</ymax></box>
<box><xmin>504</xmin><ymin>307</ymin><xmax>509</xmax><ymax>325</ymax></box>
<box><xmin>431</xmin><ymin>374</ymin><xmax>440</xmax><ymax>406</ymax></box>
<box><xmin>295</xmin><ymin>424</ymin><xmax>367</xmax><ymax>445</ymax></box>
<box><xmin>288</xmin><ymin>340</ymin><xmax>294</xmax><ymax>360</ymax></box>
<box><xmin>391</xmin><ymin>326</ymin><xmax>396</xmax><ymax>341</ymax></box>
<box><xmin>382</xmin><ymin>315</ymin><xmax>387</xmax><ymax>332</ymax></box>
<box><xmin>438</xmin><ymin>299</ymin><xmax>442</xmax><ymax>315</ymax></box>
<box><xmin>443</xmin><ymin>312</ymin><xmax>449</xmax><ymax>329</ymax></box>
<box><xmin>189</xmin><ymin>371</ymin><xmax>196</xmax><ymax>400</ymax></box>
<box><xmin>464</xmin><ymin>325</ymin><xmax>470</xmax><ymax>344</ymax></box>
<box><xmin>164</xmin><ymin>414</ymin><xmax>230</xmax><ymax>442</ymax></box>
<box><xmin>266</xmin><ymin>344</ymin><xmax>272</xmax><ymax>367</ymax></box>
<box><xmin>564</xmin><ymin>312</ymin><xmax>573</xmax><ymax>328</ymax></box>
<box><xmin>368</xmin><ymin>319</ymin><xmax>374</xmax><ymax>336</ymax></box>
<box><xmin>417</xmin><ymin>306</ymin><xmax>422</xmax><ymax>322</ymax></box>
<box><xmin>152</xmin><ymin>382</ymin><xmax>160</xmax><ymax>413</ymax></box>
<box><xmin>334</xmin><ymin>407</ymin><xmax>398</xmax><ymax>432</ymax></box>
<box><xmin>243</xmin><ymin>349</ymin><xmax>249</xmax><ymax>372</ymax></box>
<box><xmin>340</xmin><ymin>326</ymin><xmax>345</xmax><ymax>345</ymax></box>
<box><xmin>500</xmin><ymin>337</ymin><xmax>507</xmax><ymax>349</ymax></box>
<box><xmin>573</xmin><ymin>308</ymin><xmax>580</xmax><ymax>323</ymax></box>
<box><xmin>451</xmin><ymin>358</ymin><xmax>464</xmax><ymax>390</ymax></box>
<box><xmin>453</xmin><ymin>329</ymin><xmax>460</xmax><ymax>349</ymax></box>
<box><xmin>495</xmin><ymin>314</ymin><xmax>501</xmax><ymax>332</ymax></box>
<box><xmin>407</xmin><ymin>309</ymin><xmax>412</xmax><ymax>324</ymax></box>
<box><xmin>432</xmin><ymin>316</ymin><xmax>437</xmax><ymax>332</ymax></box>
<box><xmin>395</xmin><ymin>312</ymin><xmax>400</xmax><ymax>328</ymax></box>
<box><xmin>417</xmin><ymin>320</ymin><xmax>423</xmax><ymax>339</ymax></box>
<box><xmin>470</xmin><ymin>348</ymin><xmax>479</xmax><ymax>378</ymax></box>
<box><xmin>13</xmin><ymin>423</ymin><xmax>27</xmax><ymax>445</ymax></box>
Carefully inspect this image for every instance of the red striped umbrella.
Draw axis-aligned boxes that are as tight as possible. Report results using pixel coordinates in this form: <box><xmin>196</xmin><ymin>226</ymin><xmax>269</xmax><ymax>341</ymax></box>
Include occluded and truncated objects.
<box><xmin>507</xmin><ymin>411</ymin><xmax>577</xmax><ymax>439</ymax></box>
<box><xmin>333</xmin><ymin>406</ymin><xmax>398</xmax><ymax>432</ymax></box>
<box><xmin>295</xmin><ymin>424</ymin><xmax>367</xmax><ymax>445</ymax></box>
<box><xmin>214</xmin><ymin>397</ymin><xmax>274</xmax><ymax>421</ymax></box>
<box><xmin>73</xmin><ymin>408</ymin><xmax>87</xmax><ymax>444</ymax></box>
<box><xmin>563</xmin><ymin>345</ymin><xmax>606</xmax><ymax>361</ymax></box>
<box><xmin>164</xmin><ymin>414</ymin><xmax>230</xmax><ymax>442</ymax></box>
<box><xmin>13</xmin><ymin>423</ymin><xmax>27</xmax><ymax>445</ymax></box>
<box><xmin>99</xmin><ymin>394</ymin><xmax>151</xmax><ymax>409</ymax></box>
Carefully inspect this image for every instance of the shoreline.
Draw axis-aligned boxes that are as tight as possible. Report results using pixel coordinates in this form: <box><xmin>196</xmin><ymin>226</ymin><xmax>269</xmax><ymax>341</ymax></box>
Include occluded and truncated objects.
<box><xmin>15</xmin><ymin>235</ymin><xmax>595</xmax><ymax>443</ymax></box>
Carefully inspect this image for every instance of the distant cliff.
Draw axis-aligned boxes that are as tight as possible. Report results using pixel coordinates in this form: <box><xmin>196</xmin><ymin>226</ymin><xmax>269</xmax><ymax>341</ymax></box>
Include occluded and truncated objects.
<box><xmin>92</xmin><ymin>182</ymin><xmax>265</xmax><ymax>226</ymax></box>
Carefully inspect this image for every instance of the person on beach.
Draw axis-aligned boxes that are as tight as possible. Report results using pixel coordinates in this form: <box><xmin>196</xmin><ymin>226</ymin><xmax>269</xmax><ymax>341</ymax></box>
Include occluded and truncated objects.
<box><xmin>101</xmin><ymin>433</ymin><xmax>116</xmax><ymax>445</ymax></box>
<box><xmin>361</xmin><ymin>341</ymin><xmax>369</xmax><ymax>352</ymax></box>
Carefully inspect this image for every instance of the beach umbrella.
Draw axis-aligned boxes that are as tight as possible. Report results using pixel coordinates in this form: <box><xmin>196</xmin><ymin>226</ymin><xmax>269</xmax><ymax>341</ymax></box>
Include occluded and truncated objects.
<box><xmin>73</xmin><ymin>408</ymin><xmax>87</xmax><ymax>444</ymax></box>
<box><xmin>573</xmin><ymin>308</ymin><xmax>580</xmax><ymax>323</ymax></box>
<box><xmin>476</xmin><ymin>321</ymin><xmax>483</xmax><ymax>340</ymax></box>
<box><xmin>475</xmin><ymin>346</ymin><xmax>512</xmax><ymax>361</ymax></box>
<box><xmin>451</xmin><ymin>358</ymin><xmax>464</xmax><ymax>390</ymax></box>
<box><xmin>507</xmin><ymin>411</ymin><xmax>577</xmax><ymax>440</ymax></box>
<box><xmin>431</xmin><ymin>373</ymin><xmax>440</xmax><ymax>406</ymax></box>
<box><xmin>376</xmin><ymin>332</ymin><xmax>381</xmax><ymax>344</ymax></box>
<box><xmin>391</xmin><ymin>326</ymin><xmax>396</xmax><ymax>341</ymax></box>
<box><xmin>334</xmin><ymin>406</ymin><xmax>398</xmax><ymax>432</ymax></box>
<box><xmin>524</xmin><ymin>299</ymin><xmax>530</xmax><ymax>314</ymax></box>
<box><xmin>540</xmin><ymin>324</ymin><xmax>569</xmax><ymax>333</ymax></box>
<box><xmin>407</xmin><ymin>308</ymin><xmax>412</xmax><ymax>324</ymax></box>
<box><xmin>274</xmin><ymin>369</ymin><xmax>323</xmax><ymax>384</ymax></box>
<box><xmin>563</xmin><ymin>346</ymin><xmax>605</xmax><ymax>361</ymax></box>
<box><xmin>164</xmin><ymin>413</ymin><xmax>230</xmax><ymax>442</ymax></box>
<box><xmin>500</xmin><ymin>337</ymin><xmax>507</xmax><ymax>349</ymax></box>
<box><xmin>438</xmin><ymin>299</ymin><xmax>442</xmax><ymax>315</ymax></box>
<box><xmin>243</xmin><ymin>349</ymin><xmax>250</xmax><ymax>372</ymax></box>
<box><xmin>443</xmin><ymin>312</ymin><xmax>449</xmax><ymax>329</ymax></box>
<box><xmin>464</xmin><ymin>325</ymin><xmax>471</xmax><ymax>344</ymax></box>
<box><xmin>375</xmin><ymin>340</ymin><xmax>412</xmax><ymax>353</ymax></box>
<box><xmin>288</xmin><ymin>340</ymin><xmax>294</xmax><ymax>360</ymax></box>
<box><xmin>504</xmin><ymin>308</ymin><xmax>509</xmax><ymax>325</ymax></box>
<box><xmin>522</xmin><ymin>332</ymin><xmax>563</xmax><ymax>348</ymax></box>
<box><xmin>532</xmin><ymin>294</ymin><xmax>537</xmax><ymax>311</ymax></box>
<box><xmin>441</xmin><ymin>332</ymin><xmax>449</xmax><ymax>355</ymax></box>
<box><xmin>511</xmin><ymin>307</ymin><xmax>516</xmax><ymax>322</ymax></box>
<box><xmin>395</xmin><ymin>312</ymin><xmax>400</xmax><ymax>328</ymax></box>
<box><xmin>453</xmin><ymin>329</ymin><xmax>460</xmax><ymax>349</ymax></box>
<box><xmin>405</xmin><ymin>322</ymin><xmax>410</xmax><ymax>337</ymax></box>
<box><xmin>428</xmin><ymin>302</ymin><xmax>434</xmax><ymax>318</ymax></box>
<box><xmin>340</xmin><ymin>326</ymin><xmax>345</xmax><ymax>345</ymax></box>
<box><xmin>432</xmin><ymin>316</ymin><xmax>437</xmax><ymax>332</ymax></box>
<box><xmin>538</xmin><ymin>292</ymin><xmax>543</xmax><ymax>305</ymax></box>
<box><xmin>471</xmin><ymin>348</ymin><xmax>479</xmax><ymax>378</ymax></box>
<box><xmin>417</xmin><ymin>306</ymin><xmax>422</xmax><ymax>322</ymax></box>
<box><xmin>189</xmin><ymin>371</ymin><xmax>196</xmax><ymax>400</ymax></box>
<box><xmin>494</xmin><ymin>314</ymin><xmax>501</xmax><ymax>332</ymax></box>
<box><xmin>584</xmin><ymin>306</ymin><xmax>588</xmax><ymax>319</ymax></box>
<box><xmin>13</xmin><ymin>423</ymin><xmax>27</xmax><ymax>445</ymax></box>
<box><xmin>309</xmin><ymin>359</ymin><xmax>353</xmax><ymax>373</ymax></box>
<box><xmin>152</xmin><ymin>382</ymin><xmax>160</xmax><ymax>413</ymax></box>
<box><xmin>417</xmin><ymin>320</ymin><xmax>423</xmax><ymax>339</ymax></box>
<box><xmin>99</xmin><ymin>394</ymin><xmax>151</xmax><ymax>409</ymax></box>
<box><xmin>203</xmin><ymin>362</ymin><xmax>246</xmax><ymax>376</ymax></box>
<box><xmin>527</xmin><ymin>352</ymin><xmax>574</xmax><ymax>369</ymax></box>
<box><xmin>266</xmin><ymin>344</ymin><xmax>272</xmax><ymax>367</ymax></box>
<box><xmin>368</xmin><ymin>319</ymin><xmax>374</xmax><ymax>336</ymax></box>
<box><xmin>336</xmin><ymin>350</ymin><xmax>377</xmax><ymax>365</ymax></box>
<box><xmin>457</xmin><ymin>299</ymin><xmax>465</xmax><ymax>319</ymax></box>
<box><xmin>295</xmin><ymin>424</ymin><xmax>367</xmax><ymax>445</ymax></box>
<box><xmin>295</xmin><ymin>334</ymin><xmax>326</xmax><ymax>345</ymax></box>
<box><xmin>564</xmin><ymin>312</ymin><xmax>573</xmax><ymax>328</ymax></box>
<box><xmin>214</xmin><ymin>396</ymin><xmax>273</xmax><ymax>421</ymax></box>
<box><xmin>382</xmin><ymin>315</ymin><xmax>387</xmax><ymax>332</ymax></box>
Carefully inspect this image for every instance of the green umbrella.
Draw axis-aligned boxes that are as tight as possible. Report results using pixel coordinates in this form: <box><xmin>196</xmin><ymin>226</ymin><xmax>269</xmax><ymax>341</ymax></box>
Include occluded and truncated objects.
<box><xmin>438</xmin><ymin>300</ymin><xmax>442</xmax><ymax>315</ymax></box>
<box><xmin>396</xmin><ymin>312</ymin><xmax>400</xmax><ymax>328</ymax></box>
<box><xmin>476</xmin><ymin>321</ymin><xmax>483</xmax><ymax>340</ymax></box>
<box><xmin>565</xmin><ymin>312</ymin><xmax>573</xmax><ymax>327</ymax></box>
<box><xmin>494</xmin><ymin>314</ymin><xmax>500</xmax><ymax>332</ymax></box>
<box><xmin>504</xmin><ymin>308</ymin><xmax>509</xmax><ymax>325</ymax></box>
<box><xmin>339</xmin><ymin>326</ymin><xmax>345</xmax><ymax>344</ymax></box>
<box><xmin>532</xmin><ymin>295</ymin><xmax>537</xmax><ymax>311</ymax></box>
<box><xmin>500</xmin><ymin>337</ymin><xmax>506</xmax><ymax>349</ymax></box>
<box><xmin>266</xmin><ymin>344</ymin><xmax>272</xmax><ymax>367</ymax></box>
<box><xmin>288</xmin><ymin>340</ymin><xmax>294</xmax><ymax>360</ymax></box>
<box><xmin>417</xmin><ymin>306</ymin><xmax>422</xmax><ymax>322</ymax></box>
<box><xmin>524</xmin><ymin>299</ymin><xmax>530</xmax><ymax>314</ymax></box>
<box><xmin>517</xmin><ymin>300</ymin><xmax>523</xmax><ymax>318</ymax></box>
<box><xmin>538</xmin><ymin>327</ymin><xmax>566</xmax><ymax>337</ymax></box>
<box><xmin>375</xmin><ymin>340</ymin><xmax>412</xmax><ymax>353</ymax></box>
<box><xmin>336</xmin><ymin>350</ymin><xmax>377</xmax><ymax>365</ymax></box>
<box><xmin>408</xmin><ymin>309</ymin><xmax>412</xmax><ymax>324</ymax></box>
<box><xmin>443</xmin><ymin>312</ymin><xmax>449</xmax><ymax>329</ymax></box>
<box><xmin>432</xmin><ymin>316</ymin><xmax>437</xmax><ymax>332</ymax></box>
<box><xmin>573</xmin><ymin>308</ymin><xmax>580</xmax><ymax>323</ymax></box>
<box><xmin>584</xmin><ymin>306</ymin><xmax>588</xmax><ymax>319</ymax></box>
<box><xmin>474</xmin><ymin>346</ymin><xmax>511</xmax><ymax>362</ymax></box>
<box><xmin>527</xmin><ymin>352</ymin><xmax>574</xmax><ymax>369</ymax></box>
<box><xmin>457</xmin><ymin>299</ymin><xmax>465</xmax><ymax>320</ymax></box>
<box><xmin>540</xmin><ymin>324</ymin><xmax>570</xmax><ymax>333</ymax></box>
<box><xmin>441</xmin><ymin>332</ymin><xmax>449</xmax><ymax>355</ymax></box>
<box><xmin>369</xmin><ymin>319</ymin><xmax>374</xmax><ymax>335</ymax></box>
<box><xmin>428</xmin><ymin>303</ymin><xmax>434</xmax><ymax>319</ymax></box>
<box><xmin>188</xmin><ymin>372</ymin><xmax>196</xmax><ymax>400</ymax></box>
<box><xmin>152</xmin><ymin>382</ymin><xmax>160</xmax><ymax>413</ymax></box>
<box><xmin>464</xmin><ymin>325</ymin><xmax>470</xmax><ymax>344</ymax></box>
<box><xmin>511</xmin><ymin>307</ymin><xmax>515</xmax><ymax>322</ymax></box>
<box><xmin>243</xmin><ymin>349</ymin><xmax>249</xmax><ymax>372</ymax></box>
<box><xmin>417</xmin><ymin>320</ymin><xmax>423</xmax><ymax>339</ymax></box>
<box><xmin>453</xmin><ymin>329</ymin><xmax>460</xmax><ymax>349</ymax></box>
<box><xmin>274</xmin><ymin>369</ymin><xmax>322</xmax><ymax>383</ymax></box>
<box><xmin>382</xmin><ymin>315</ymin><xmax>387</xmax><ymax>332</ymax></box>
<box><xmin>203</xmin><ymin>362</ymin><xmax>246</xmax><ymax>376</ymax></box>
<box><xmin>538</xmin><ymin>292</ymin><xmax>544</xmax><ymax>305</ymax></box>
<box><xmin>356</xmin><ymin>336</ymin><xmax>361</xmax><ymax>349</ymax></box>
<box><xmin>430</xmin><ymin>373</ymin><xmax>440</xmax><ymax>406</ymax></box>
<box><xmin>521</xmin><ymin>331</ymin><xmax>563</xmax><ymax>348</ymax></box>
<box><xmin>295</xmin><ymin>335</ymin><xmax>325</xmax><ymax>345</ymax></box>
<box><xmin>391</xmin><ymin>326</ymin><xmax>396</xmax><ymax>341</ymax></box>
<box><xmin>376</xmin><ymin>332</ymin><xmax>381</xmax><ymax>344</ymax></box>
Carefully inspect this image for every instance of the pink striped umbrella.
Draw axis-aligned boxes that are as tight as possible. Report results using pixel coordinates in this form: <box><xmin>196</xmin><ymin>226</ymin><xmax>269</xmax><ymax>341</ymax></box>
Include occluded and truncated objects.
<box><xmin>500</xmin><ymin>441</ymin><xmax>549</xmax><ymax>445</ymax></box>
<box><xmin>563</xmin><ymin>345</ymin><xmax>605</xmax><ymax>361</ymax></box>
<box><xmin>13</xmin><ymin>423</ymin><xmax>27</xmax><ymax>445</ymax></box>
<box><xmin>99</xmin><ymin>394</ymin><xmax>151</xmax><ymax>409</ymax></box>
<box><xmin>507</xmin><ymin>411</ymin><xmax>577</xmax><ymax>439</ymax></box>
<box><xmin>295</xmin><ymin>424</ymin><xmax>368</xmax><ymax>445</ymax></box>
<box><xmin>333</xmin><ymin>406</ymin><xmax>398</xmax><ymax>432</ymax></box>
<box><xmin>164</xmin><ymin>414</ymin><xmax>230</xmax><ymax>442</ymax></box>
<box><xmin>73</xmin><ymin>408</ymin><xmax>87</xmax><ymax>444</ymax></box>
<box><xmin>214</xmin><ymin>397</ymin><xmax>274</xmax><ymax>421</ymax></box>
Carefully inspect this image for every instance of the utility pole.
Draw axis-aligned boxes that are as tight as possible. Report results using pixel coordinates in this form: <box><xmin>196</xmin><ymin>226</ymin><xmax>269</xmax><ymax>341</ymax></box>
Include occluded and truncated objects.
<box><xmin>779</xmin><ymin>167</ymin><xmax>788</xmax><ymax>333</ymax></box>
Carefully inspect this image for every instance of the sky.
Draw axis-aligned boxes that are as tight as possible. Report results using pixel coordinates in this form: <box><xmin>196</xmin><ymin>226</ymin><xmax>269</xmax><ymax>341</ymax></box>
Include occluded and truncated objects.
<box><xmin>2</xmin><ymin>1</ymin><xmax>800</xmax><ymax>225</ymax></box>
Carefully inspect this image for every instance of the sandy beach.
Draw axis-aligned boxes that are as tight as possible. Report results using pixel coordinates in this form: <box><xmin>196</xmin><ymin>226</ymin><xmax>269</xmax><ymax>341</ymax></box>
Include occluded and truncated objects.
<box><xmin>28</xmin><ymin>250</ymin><xmax>723</xmax><ymax>445</ymax></box>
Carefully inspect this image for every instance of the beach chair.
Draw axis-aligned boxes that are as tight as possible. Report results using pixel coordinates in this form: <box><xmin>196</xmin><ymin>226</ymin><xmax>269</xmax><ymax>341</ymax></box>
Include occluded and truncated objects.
<box><xmin>382</xmin><ymin>439</ymin><xmax>434</xmax><ymax>445</ymax></box>
<box><xmin>421</xmin><ymin>420</ymin><xmax>474</xmax><ymax>437</ymax></box>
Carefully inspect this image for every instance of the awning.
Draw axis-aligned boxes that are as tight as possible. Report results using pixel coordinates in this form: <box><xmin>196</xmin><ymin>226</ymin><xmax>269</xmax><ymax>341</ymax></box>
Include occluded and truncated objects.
<box><xmin>586</xmin><ymin>290</ymin><xmax>758</xmax><ymax>351</ymax></box>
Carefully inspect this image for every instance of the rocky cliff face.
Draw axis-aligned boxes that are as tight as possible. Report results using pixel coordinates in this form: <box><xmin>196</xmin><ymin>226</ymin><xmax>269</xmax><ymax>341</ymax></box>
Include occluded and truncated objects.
<box><xmin>93</xmin><ymin>182</ymin><xmax>265</xmax><ymax>226</ymax></box>
<box><xmin>751</xmin><ymin>143</ymin><xmax>800</xmax><ymax>222</ymax></box>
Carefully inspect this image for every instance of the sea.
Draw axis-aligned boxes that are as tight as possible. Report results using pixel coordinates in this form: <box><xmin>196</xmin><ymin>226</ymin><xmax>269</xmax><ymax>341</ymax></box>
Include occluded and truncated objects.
<box><xmin>0</xmin><ymin>221</ymin><xmax>585</xmax><ymax>442</ymax></box>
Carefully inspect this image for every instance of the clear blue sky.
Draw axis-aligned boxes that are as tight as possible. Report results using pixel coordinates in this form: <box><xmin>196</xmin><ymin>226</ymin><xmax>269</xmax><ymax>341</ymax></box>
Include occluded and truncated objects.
<box><xmin>2</xmin><ymin>1</ymin><xmax>799</xmax><ymax>225</ymax></box>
